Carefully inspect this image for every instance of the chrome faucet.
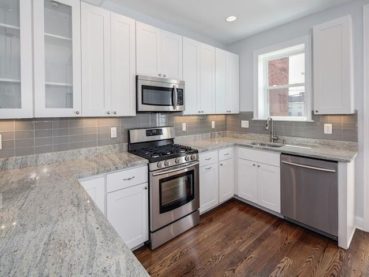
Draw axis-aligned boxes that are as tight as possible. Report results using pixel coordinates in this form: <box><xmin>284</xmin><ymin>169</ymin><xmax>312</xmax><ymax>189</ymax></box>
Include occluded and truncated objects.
<box><xmin>265</xmin><ymin>117</ymin><xmax>279</xmax><ymax>143</ymax></box>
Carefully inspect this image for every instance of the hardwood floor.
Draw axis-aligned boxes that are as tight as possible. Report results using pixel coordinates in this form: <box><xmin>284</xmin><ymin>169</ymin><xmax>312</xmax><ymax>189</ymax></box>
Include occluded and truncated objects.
<box><xmin>134</xmin><ymin>199</ymin><xmax>369</xmax><ymax>277</ymax></box>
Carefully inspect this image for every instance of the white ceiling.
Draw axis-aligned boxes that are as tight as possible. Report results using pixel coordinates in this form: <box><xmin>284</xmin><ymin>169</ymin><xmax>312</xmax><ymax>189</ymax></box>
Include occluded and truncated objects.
<box><xmin>102</xmin><ymin>0</ymin><xmax>355</xmax><ymax>45</ymax></box>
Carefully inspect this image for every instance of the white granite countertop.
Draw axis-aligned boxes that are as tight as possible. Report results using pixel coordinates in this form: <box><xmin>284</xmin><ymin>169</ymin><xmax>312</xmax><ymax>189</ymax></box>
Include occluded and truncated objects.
<box><xmin>0</xmin><ymin>146</ymin><xmax>149</xmax><ymax>277</ymax></box>
<box><xmin>177</xmin><ymin>135</ymin><xmax>358</xmax><ymax>162</ymax></box>
<box><xmin>0</xmin><ymin>134</ymin><xmax>358</xmax><ymax>276</ymax></box>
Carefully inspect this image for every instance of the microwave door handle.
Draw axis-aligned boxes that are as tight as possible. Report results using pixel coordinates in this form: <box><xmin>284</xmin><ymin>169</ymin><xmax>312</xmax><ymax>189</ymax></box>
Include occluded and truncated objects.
<box><xmin>173</xmin><ymin>85</ymin><xmax>178</xmax><ymax>109</ymax></box>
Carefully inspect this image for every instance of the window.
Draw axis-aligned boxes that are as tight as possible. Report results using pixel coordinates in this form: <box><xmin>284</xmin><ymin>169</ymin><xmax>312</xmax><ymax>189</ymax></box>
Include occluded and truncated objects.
<box><xmin>254</xmin><ymin>38</ymin><xmax>311</xmax><ymax>121</ymax></box>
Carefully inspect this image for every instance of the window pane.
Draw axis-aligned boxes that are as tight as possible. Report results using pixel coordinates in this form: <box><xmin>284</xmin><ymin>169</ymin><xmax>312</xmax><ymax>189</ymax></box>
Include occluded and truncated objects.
<box><xmin>268</xmin><ymin>53</ymin><xmax>305</xmax><ymax>87</ymax></box>
<box><xmin>269</xmin><ymin>86</ymin><xmax>305</xmax><ymax>117</ymax></box>
<box><xmin>268</xmin><ymin>57</ymin><xmax>289</xmax><ymax>86</ymax></box>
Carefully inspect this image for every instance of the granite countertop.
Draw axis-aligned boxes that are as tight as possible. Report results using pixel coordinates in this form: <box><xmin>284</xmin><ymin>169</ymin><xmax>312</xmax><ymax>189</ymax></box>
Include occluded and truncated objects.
<box><xmin>0</xmin><ymin>148</ymin><xmax>149</xmax><ymax>276</ymax></box>
<box><xmin>177</xmin><ymin>136</ymin><xmax>358</xmax><ymax>162</ymax></box>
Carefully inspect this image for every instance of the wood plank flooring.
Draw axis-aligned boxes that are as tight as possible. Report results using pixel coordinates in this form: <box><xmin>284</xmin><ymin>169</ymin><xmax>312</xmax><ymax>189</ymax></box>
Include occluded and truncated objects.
<box><xmin>134</xmin><ymin>199</ymin><xmax>369</xmax><ymax>277</ymax></box>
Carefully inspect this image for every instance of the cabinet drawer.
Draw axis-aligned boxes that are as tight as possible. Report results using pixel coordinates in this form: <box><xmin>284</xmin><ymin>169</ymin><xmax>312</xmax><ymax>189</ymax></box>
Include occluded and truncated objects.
<box><xmin>238</xmin><ymin>147</ymin><xmax>280</xmax><ymax>167</ymax></box>
<box><xmin>219</xmin><ymin>147</ymin><xmax>233</xmax><ymax>161</ymax></box>
<box><xmin>199</xmin><ymin>150</ymin><xmax>218</xmax><ymax>166</ymax></box>
<box><xmin>106</xmin><ymin>166</ymin><xmax>148</xmax><ymax>192</ymax></box>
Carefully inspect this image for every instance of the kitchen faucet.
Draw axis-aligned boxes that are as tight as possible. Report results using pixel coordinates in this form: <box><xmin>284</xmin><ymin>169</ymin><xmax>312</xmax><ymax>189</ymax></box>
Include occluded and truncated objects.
<box><xmin>265</xmin><ymin>117</ymin><xmax>279</xmax><ymax>143</ymax></box>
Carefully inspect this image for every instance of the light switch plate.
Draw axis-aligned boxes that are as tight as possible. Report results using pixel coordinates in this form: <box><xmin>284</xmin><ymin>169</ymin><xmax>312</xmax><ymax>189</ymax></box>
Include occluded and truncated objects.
<box><xmin>211</xmin><ymin>121</ymin><xmax>215</xmax><ymax>129</ymax></box>
<box><xmin>324</xmin><ymin>124</ymin><xmax>333</xmax><ymax>135</ymax></box>
<box><xmin>241</xmin><ymin>120</ymin><xmax>249</xmax><ymax>128</ymax></box>
<box><xmin>111</xmin><ymin>127</ymin><xmax>117</xmax><ymax>138</ymax></box>
<box><xmin>182</xmin><ymin>122</ymin><xmax>187</xmax><ymax>132</ymax></box>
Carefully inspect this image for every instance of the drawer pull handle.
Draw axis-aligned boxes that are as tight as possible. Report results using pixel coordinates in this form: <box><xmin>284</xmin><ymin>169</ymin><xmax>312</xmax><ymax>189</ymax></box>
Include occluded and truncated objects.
<box><xmin>123</xmin><ymin>176</ymin><xmax>135</xmax><ymax>181</ymax></box>
<box><xmin>205</xmin><ymin>167</ymin><xmax>212</xmax><ymax>170</ymax></box>
<box><xmin>224</xmin><ymin>153</ymin><xmax>230</xmax><ymax>156</ymax></box>
<box><xmin>205</xmin><ymin>158</ymin><xmax>212</xmax><ymax>161</ymax></box>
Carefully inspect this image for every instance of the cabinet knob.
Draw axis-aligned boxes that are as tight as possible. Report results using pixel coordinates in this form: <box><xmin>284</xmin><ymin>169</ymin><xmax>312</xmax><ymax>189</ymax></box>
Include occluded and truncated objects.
<box><xmin>106</xmin><ymin>111</ymin><xmax>111</xmax><ymax>115</ymax></box>
<box><xmin>113</xmin><ymin>111</ymin><xmax>117</xmax><ymax>115</ymax></box>
<box><xmin>315</xmin><ymin>110</ymin><xmax>319</xmax><ymax>113</ymax></box>
<box><xmin>257</xmin><ymin>165</ymin><xmax>261</xmax><ymax>168</ymax></box>
<box><xmin>144</xmin><ymin>187</ymin><xmax>148</xmax><ymax>190</ymax></box>
<box><xmin>158</xmin><ymin>73</ymin><xmax>162</xmax><ymax>77</ymax></box>
<box><xmin>75</xmin><ymin>111</ymin><xmax>80</xmax><ymax>115</ymax></box>
<box><xmin>220</xmin><ymin>163</ymin><xmax>223</xmax><ymax>166</ymax></box>
<box><xmin>252</xmin><ymin>164</ymin><xmax>256</xmax><ymax>167</ymax></box>
<box><xmin>163</xmin><ymin>74</ymin><xmax>167</xmax><ymax>78</ymax></box>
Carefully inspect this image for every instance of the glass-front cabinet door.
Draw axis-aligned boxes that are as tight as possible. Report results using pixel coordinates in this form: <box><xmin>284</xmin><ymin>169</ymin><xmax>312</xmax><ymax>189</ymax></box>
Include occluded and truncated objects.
<box><xmin>0</xmin><ymin>0</ymin><xmax>33</xmax><ymax>118</ymax></box>
<box><xmin>34</xmin><ymin>0</ymin><xmax>81</xmax><ymax>117</ymax></box>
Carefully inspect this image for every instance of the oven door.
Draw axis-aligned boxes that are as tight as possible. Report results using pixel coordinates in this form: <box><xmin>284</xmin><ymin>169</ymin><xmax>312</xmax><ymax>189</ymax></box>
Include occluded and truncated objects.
<box><xmin>150</xmin><ymin>162</ymin><xmax>199</xmax><ymax>232</ymax></box>
<box><xmin>137</xmin><ymin>76</ymin><xmax>185</xmax><ymax>112</ymax></box>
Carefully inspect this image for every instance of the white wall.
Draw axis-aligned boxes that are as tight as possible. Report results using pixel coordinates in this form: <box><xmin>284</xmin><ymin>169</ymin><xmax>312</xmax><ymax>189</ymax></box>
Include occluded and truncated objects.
<box><xmin>82</xmin><ymin>0</ymin><xmax>226</xmax><ymax>49</ymax></box>
<box><xmin>228</xmin><ymin>0</ymin><xmax>369</xmax><ymax>222</ymax></box>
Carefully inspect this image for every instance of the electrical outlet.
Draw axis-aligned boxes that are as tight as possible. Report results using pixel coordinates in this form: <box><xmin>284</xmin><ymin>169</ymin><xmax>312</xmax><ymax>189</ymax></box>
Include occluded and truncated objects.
<box><xmin>0</xmin><ymin>134</ymin><xmax>2</xmax><ymax>150</ymax></box>
<box><xmin>110</xmin><ymin>127</ymin><xmax>117</xmax><ymax>138</ymax></box>
<box><xmin>324</xmin><ymin>124</ymin><xmax>333</xmax><ymax>135</ymax></box>
<box><xmin>211</xmin><ymin>121</ymin><xmax>215</xmax><ymax>129</ymax></box>
<box><xmin>241</xmin><ymin>120</ymin><xmax>249</xmax><ymax>128</ymax></box>
<box><xmin>182</xmin><ymin>122</ymin><xmax>187</xmax><ymax>132</ymax></box>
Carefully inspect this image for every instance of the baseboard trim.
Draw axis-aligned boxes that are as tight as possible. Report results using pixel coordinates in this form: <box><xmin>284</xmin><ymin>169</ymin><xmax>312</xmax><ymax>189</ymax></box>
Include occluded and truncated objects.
<box><xmin>355</xmin><ymin>216</ymin><xmax>368</xmax><ymax>232</ymax></box>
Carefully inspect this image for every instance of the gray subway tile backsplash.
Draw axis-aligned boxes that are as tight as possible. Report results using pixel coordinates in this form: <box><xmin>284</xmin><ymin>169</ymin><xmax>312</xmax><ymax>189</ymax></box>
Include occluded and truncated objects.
<box><xmin>0</xmin><ymin>111</ymin><xmax>357</xmax><ymax>158</ymax></box>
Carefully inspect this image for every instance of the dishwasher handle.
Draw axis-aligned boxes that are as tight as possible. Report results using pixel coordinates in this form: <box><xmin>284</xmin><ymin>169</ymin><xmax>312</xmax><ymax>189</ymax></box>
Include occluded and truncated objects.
<box><xmin>281</xmin><ymin>160</ymin><xmax>336</xmax><ymax>173</ymax></box>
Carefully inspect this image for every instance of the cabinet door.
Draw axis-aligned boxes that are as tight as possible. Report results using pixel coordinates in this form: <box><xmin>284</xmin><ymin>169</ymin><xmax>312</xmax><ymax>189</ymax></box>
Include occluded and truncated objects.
<box><xmin>81</xmin><ymin>3</ymin><xmax>110</xmax><ymax>116</ymax></box>
<box><xmin>80</xmin><ymin>176</ymin><xmax>105</xmax><ymax>215</ymax></box>
<box><xmin>34</xmin><ymin>0</ymin><xmax>82</xmax><ymax>117</ymax></box>
<box><xmin>110</xmin><ymin>12</ymin><xmax>136</xmax><ymax>116</ymax></box>
<box><xmin>159</xmin><ymin>30</ymin><xmax>182</xmax><ymax>79</ymax></box>
<box><xmin>237</xmin><ymin>159</ymin><xmax>258</xmax><ymax>203</ymax></box>
<box><xmin>215</xmin><ymin>49</ymin><xmax>227</xmax><ymax>114</ymax></box>
<box><xmin>200</xmin><ymin>164</ymin><xmax>219</xmax><ymax>214</ymax></box>
<box><xmin>136</xmin><ymin>22</ymin><xmax>160</xmax><ymax>77</ymax></box>
<box><xmin>183</xmin><ymin>37</ymin><xmax>201</xmax><ymax>115</ymax></box>
<box><xmin>313</xmin><ymin>16</ymin><xmax>354</xmax><ymax>115</ymax></box>
<box><xmin>257</xmin><ymin>164</ymin><xmax>281</xmax><ymax>213</ymax></box>
<box><xmin>219</xmin><ymin>158</ymin><xmax>235</xmax><ymax>203</ymax></box>
<box><xmin>107</xmin><ymin>183</ymin><xmax>148</xmax><ymax>249</ymax></box>
<box><xmin>0</xmin><ymin>0</ymin><xmax>33</xmax><ymax>118</ymax></box>
<box><xmin>199</xmin><ymin>44</ymin><xmax>216</xmax><ymax>114</ymax></box>
<box><xmin>228</xmin><ymin>53</ymin><xmax>240</xmax><ymax>114</ymax></box>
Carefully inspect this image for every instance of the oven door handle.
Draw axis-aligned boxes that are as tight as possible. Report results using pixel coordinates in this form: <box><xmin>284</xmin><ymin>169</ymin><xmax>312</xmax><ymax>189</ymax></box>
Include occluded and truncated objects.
<box><xmin>152</xmin><ymin>162</ymin><xmax>199</xmax><ymax>176</ymax></box>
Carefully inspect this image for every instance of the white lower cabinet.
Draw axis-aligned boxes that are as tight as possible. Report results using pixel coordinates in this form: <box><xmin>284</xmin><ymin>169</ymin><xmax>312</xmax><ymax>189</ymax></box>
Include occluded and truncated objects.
<box><xmin>237</xmin><ymin>159</ymin><xmax>258</xmax><ymax>203</ymax></box>
<box><xmin>200</xmin><ymin>163</ymin><xmax>219</xmax><ymax>214</ymax></box>
<box><xmin>219</xmin><ymin>154</ymin><xmax>235</xmax><ymax>204</ymax></box>
<box><xmin>257</xmin><ymin>164</ymin><xmax>280</xmax><ymax>213</ymax></box>
<box><xmin>107</xmin><ymin>183</ymin><xmax>148</xmax><ymax>249</ymax></box>
<box><xmin>79</xmin><ymin>176</ymin><xmax>106</xmax><ymax>215</ymax></box>
<box><xmin>79</xmin><ymin>165</ymin><xmax>148</xmax><ymax>250</ymax></box>
<box><xmin>237</xmin><ymin>147</ymin><xmax>281</xmax><ymax>214</ymax></box>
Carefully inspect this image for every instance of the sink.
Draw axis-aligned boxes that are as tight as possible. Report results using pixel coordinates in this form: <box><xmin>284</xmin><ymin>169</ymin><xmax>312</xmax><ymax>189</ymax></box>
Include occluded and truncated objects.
<box><xmin>250</xmin><ymin>142</ymin><xmax>284</xmax><ymax>148</ymax></box>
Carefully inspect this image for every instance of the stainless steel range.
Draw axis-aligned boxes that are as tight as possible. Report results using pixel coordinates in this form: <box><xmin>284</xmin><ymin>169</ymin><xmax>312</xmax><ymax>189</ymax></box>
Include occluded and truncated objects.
<box><xmin>128</xmin><ymin>127</ymin><xmax>200</xmax><ymax>249</ymax></box>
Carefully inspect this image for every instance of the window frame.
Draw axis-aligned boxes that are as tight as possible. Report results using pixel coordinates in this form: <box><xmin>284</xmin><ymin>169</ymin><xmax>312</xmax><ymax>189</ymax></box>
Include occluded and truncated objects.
<box><xmin>253</xmin><ymin>36</ymin><xmax>312</xmax><ymax>121</ymax></box>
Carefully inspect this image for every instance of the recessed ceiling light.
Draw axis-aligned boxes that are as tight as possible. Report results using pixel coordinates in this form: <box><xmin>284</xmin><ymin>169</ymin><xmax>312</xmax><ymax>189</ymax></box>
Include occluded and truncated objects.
<box><xmin>226</xmin><ymin>16</ymin><xmax>237</xmax><ymax>23</ymax></box>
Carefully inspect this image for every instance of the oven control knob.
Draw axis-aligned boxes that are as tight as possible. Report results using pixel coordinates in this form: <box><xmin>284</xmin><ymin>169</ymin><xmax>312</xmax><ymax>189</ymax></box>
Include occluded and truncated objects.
<box><xmin>191</xmin><ymin>154</ymin><xmax>197</xmax><ymax>161</ymax></box>
<box><xmin>185</xmin><ymin>155</ymin><xmax>191</xmax><ymax>162</ymax></box>
<box><xmin>175</xmin><ymin>158</ymin><xmax>181</xmax><ymax>164</ymax></box>
<box><xmin>157</xmin><ymin>161</ymin><xmax>164</xmax><ymax>168</ymax></box>
<box><xmin>164</xmin><ymin>160</ymin><xmax>170</xmax><ymax>167</ymax></box>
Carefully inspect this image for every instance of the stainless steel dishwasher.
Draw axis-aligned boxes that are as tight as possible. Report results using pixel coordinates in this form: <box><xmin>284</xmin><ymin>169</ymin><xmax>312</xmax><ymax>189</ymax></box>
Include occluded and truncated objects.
<box><xmin>281</xmin><ymin>154</ymin><xmax>338</xmax><ymax>239</ymax></box>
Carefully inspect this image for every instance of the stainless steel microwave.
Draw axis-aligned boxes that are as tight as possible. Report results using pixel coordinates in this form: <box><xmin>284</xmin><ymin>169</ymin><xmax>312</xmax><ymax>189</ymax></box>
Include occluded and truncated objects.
<box><xmin>136</xmin><ymin>75</ymin><xmax>185</xmax><ymax>112</ymax></box>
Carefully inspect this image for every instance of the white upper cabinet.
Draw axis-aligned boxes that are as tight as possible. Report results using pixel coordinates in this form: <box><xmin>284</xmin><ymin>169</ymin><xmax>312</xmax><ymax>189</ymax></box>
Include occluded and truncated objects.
<box><xmin>81</xmin><ymin>3</ymin><xmax>109</xmax><ymax>117</ymax></box>
<box><xmin>0</xmin><ymin>0</ymin><xmax>33</xmax><ymax>118</ymax></box>
<box><xmin>81</xmin><ymin>3</ymin><xmax>136</xmax><ymax>117</ymax></box>
<box><xmin>216</xmin><ymin>49</ymin><xmax>239</xmax><ymax>114</ymax></box>
<box><xmin>34</xmin><ymin>0</ymin><xmax>82</xmax><ymax>117</ymax></box>
<box><xmin>136</xmin><ymin>22</ymin><xmax>182</xmax><ymax>79</ymax></box>
<box><xmin>199</xmin><ymin>44</ymin><xmax>216</xmax><ymax>114</ymax></box>
<box><xmin>313</xmin><ymin>15</ymin><xmax>354</xmax><ymax>115</ymax></box>
<box><xmin>183</xmin><ymin>37</ymin><xmax>201</xmax><ymax>115</ymax></box>
<box><xmin>183</xmin><ymin>37</ymin><xmax>216</xmax><ymax>115</ymax></box>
